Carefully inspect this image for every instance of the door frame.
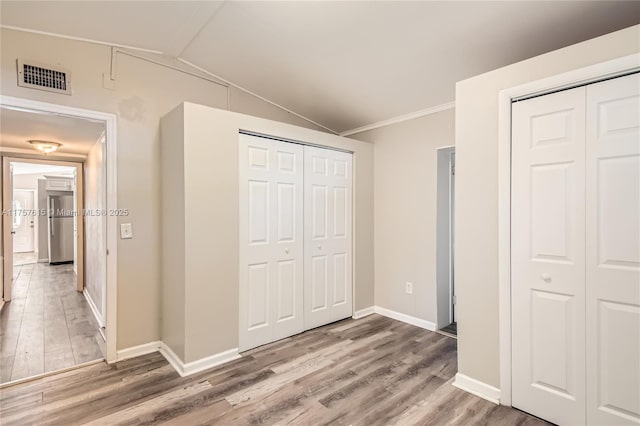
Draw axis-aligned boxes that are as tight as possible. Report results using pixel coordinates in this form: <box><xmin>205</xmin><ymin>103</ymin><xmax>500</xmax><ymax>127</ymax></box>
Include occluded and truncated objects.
<box><xmin>497</xmin><ymin>54</ymin><xmax>640</xmax><ymax>406</ymax></box>
<box><xmin>4</xmin><ymin>157</ymin><xmax>84</xmax><ymax>292</ymax></box>
<box><xmin>0</xmin><ymin>95</ymin><xmax>118</xmax><ymax>363</ymax></box>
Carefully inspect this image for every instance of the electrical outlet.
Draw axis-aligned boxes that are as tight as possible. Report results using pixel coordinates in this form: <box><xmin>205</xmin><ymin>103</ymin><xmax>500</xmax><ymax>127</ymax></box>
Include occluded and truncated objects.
<box><xmin>405</xmin><ymin>282</ymin><xmax>413</xmax><ymax>294</ymax></box>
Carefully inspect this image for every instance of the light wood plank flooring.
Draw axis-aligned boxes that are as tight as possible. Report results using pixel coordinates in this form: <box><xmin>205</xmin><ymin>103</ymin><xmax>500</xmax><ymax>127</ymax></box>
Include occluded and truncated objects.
<box><xmin>0</xmin><ymin>315</ymin><xmax>549</xmax><ymax>425</ymax></box>
<box><xmin>0</xmin><ymin>262</ymin><xmax>104</xmax><ymax>384</ymax></box>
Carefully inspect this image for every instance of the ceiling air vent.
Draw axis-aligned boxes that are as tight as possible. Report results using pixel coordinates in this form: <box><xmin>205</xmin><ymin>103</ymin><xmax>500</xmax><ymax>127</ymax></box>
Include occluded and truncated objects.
<box><xmin>16</xmin><ymin>59</ymin><xmax>72</xmax><ymax>95</ymax></box>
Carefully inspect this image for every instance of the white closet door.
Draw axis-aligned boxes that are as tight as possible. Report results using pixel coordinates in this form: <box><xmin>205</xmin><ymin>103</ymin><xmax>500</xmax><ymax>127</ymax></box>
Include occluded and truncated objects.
<box><xmin>586</xmin><ymin>73</ymin><xmax>640</xmax><ymax>425</ymax></box>
<box><xmin>512</xmin><ymin>86</ymin><xmax>587</xmax><ymax>425</ymax></box>
<box><xmin>304</xmin><ymin>146</ymin><xmax>353</xmax><ymax>330</ymax></box>
<box><xmin>239</xmin><ymin>134</ymin><xmax>304</xmax><ymax>351</ymax></box>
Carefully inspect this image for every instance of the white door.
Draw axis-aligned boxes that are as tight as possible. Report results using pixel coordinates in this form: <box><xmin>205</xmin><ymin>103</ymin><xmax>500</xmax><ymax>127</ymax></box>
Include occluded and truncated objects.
<box><xmin>512</xmin><ymin>86</ymin><xmax>587</xmax><ymax>425</ymax></box>
<box><xmin>304</xmin><ymin>146</ymin><xmax>353</xmax><ymax>330</ymax></box>
<box><xmin>239</xmin><ymin>134</ymin><xmax>304</xmax><ymax>351</ymax></box>
<box><xmin>585</xmin><ymin>73</ymin><xmax>640</xmax><ymax>425</ymax></box>
<box><xmin>12</xmin><ymin>190</ymin><xmax>35</xmax><ymax>253</ymax></box>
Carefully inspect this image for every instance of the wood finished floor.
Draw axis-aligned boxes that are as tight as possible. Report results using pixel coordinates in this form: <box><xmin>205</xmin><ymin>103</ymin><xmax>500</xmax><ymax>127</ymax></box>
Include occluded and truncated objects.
<box><xmin>0</xmin><ymin>314</ymin><xmax>549</xmax><ymax>425</ymax></box>
<box><xmin>0</xmin><ymin>262</ymin><xmax>104</xmax><ymax>384</ymax></box>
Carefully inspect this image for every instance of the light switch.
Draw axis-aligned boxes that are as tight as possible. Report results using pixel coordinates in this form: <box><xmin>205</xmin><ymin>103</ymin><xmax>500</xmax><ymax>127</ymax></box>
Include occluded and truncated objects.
<box><xmin>120</xmin><ymin>223</ymin><xmax>133</xmax><ymax>239</ymax></box>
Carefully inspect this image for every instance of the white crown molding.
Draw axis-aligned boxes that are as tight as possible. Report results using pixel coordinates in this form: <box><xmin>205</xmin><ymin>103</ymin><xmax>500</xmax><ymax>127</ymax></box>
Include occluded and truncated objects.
<box><xmin>83</xmin><ymin>289</ymin><xmax>105</xmax><ymax>328</ymax></box>
<box><xmin>0</xmin><ymin>25</ymin><xmax>164</xmax><ymax>54</ymax></box>
<box><xmin>453</xmin><ymin>373</ymin><xmax>501</xmax><ymax>405</ymax></box>
<box><xmin>0</xmin><ymin>25</ymin><xmax>339</xmax><ymax>136</ymax></box>
<box><xmin>340</xmin><ymin>101</ymin><xmax>455</xmax><ymax>137</ymax></box>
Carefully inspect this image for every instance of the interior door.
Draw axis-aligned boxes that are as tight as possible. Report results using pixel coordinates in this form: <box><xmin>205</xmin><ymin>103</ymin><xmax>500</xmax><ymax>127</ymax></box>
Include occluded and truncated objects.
<box><xmin>2</xmin><ymin>160</ymin><xmax>14</xmax><ymax>301</ymax></box>
<box><xmin>239</xmin><ymin>134</ymin><xmax>304</xmax><ymax>351</ymax></box>
<box><xmin>303</xmin><ymin>146</ymin><xmax>353</xmax><ymax>330</ymax></box>
<box><xmin>585</xmin><ymin>73</ymin><xmax>640</xmax><ymax>425</ymax></box>
<box><xmin>511</xmin><ymin>86</ymin><xmax>587</xmax><ymax>425</ymax></box>
<box><xmin>12</xmin><ymin>190</ymin><xmax>35</xmax><ymax>253</ymax></box>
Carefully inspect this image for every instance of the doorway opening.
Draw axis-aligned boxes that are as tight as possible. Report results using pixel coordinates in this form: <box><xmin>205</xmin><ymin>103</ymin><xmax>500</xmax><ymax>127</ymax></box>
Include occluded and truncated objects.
<box><xmin>436</xmin><ymin>146</ymin><xmax>456</xmax><ymax>337</ymax></box>
<box><xmin>0</xmin><ymin>104</ymin><xmax>110</xmax><ymax>384</ymax></box>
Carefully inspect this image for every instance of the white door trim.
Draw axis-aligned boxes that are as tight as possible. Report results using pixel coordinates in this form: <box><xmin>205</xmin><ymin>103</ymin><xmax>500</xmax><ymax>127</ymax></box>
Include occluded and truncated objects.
<box><xmin>0</xmin><ymin>95</ymin><xmax>118</xmax><ymax>363</ymax></box>
<box><xmin>497</xmin><ymin>53</ymin><xmax>640</xmax><ymax>406</ymax></box>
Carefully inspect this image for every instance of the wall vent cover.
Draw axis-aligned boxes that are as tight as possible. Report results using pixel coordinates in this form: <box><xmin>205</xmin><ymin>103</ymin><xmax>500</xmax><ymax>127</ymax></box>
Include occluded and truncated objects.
<box><xmin>16</xmin><ymin>59</ymin><xmax>72</xmax><ymax>95</ymax></box>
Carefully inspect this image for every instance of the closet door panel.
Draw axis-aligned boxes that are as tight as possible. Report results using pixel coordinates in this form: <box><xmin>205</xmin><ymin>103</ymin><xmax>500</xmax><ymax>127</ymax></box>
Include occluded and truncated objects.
<box><xmin>240</xmin><ymin>134</ymin><xmax>304</xmax><ymax>350</ymax></box>
<box><xmin>304</xmin><ymin>146</ymin><xmax>353</xmax><ymax>330</ymax></box>
<box><xmin>586</xmin><ymin>73</ymin><xmax>640</xmax><ymax>426</ymax></box>
<box><xmin>511</xmin><ymin>86</ymin><xmax>586</xmax><ymax>426</ymax></box>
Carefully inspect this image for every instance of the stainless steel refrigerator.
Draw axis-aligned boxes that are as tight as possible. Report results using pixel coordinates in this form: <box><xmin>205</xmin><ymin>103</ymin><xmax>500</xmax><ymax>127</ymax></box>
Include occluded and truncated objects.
<box><xmin>48</xmin><ymin>194</ymin><xmax>74</xmax><ymax>264</ymax></box>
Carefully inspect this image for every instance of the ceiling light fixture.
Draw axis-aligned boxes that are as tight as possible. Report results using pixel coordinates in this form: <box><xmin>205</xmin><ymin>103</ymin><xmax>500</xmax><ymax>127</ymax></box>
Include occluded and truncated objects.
<box><xmin>28</xmin><ymin>139</ymin><xmax>62</xmax><ymax>154</ymax></box>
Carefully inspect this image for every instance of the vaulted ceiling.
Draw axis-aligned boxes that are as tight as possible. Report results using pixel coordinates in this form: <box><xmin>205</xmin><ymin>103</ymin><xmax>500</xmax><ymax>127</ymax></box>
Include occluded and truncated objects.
<box><xmin>1</xmin><ymin>1</ymin><xmax>638</xmax><ymax>133</ymax></box>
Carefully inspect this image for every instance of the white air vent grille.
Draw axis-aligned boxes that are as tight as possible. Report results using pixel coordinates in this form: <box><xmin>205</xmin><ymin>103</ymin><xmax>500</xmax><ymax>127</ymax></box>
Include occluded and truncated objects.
<box><xmin>17</xmin><ymin>59</ymin><xmax>72</xmax><ymax>95</ymax></box>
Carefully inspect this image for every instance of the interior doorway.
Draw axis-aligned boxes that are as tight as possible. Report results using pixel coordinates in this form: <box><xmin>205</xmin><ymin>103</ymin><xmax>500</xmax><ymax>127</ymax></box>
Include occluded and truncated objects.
<box><xmin>436</xmin><ymin>146</ymin><xmax>456</xmax><ymax>336</ymax></box>
<box><xmin>0</xmin><ymin>104</ymin><xmax>110</xmax><ymax>384</ymax></box>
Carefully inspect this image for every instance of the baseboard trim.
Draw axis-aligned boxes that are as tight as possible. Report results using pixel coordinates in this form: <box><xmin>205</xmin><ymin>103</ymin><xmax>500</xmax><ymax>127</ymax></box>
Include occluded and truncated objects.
<box><xmin>373</xmin><ymin>306</ymin><xmax>437</xmax><ymax>331</ymax></box>
<box><xmin>116</xmin><ymin>341</ymin><xmax>162</xmax><ymax>361</ymax></box>
<box><xmin>83</xmin><ymin>289</ymin><xmax>105</xmax><ymax>328</ymax></box>
<box><xmin>0</xmin><ymin>299</ymin><xmax>5</xmax><ymax>313</ymax></box>
<box><xmin>352</xmin><ymin>306</ymin><xmax>375</xmax><ymax>319</ymax></box>
<box><xmin>159</xmin><ymin>343</ymin><xmax>241</xmax><ymax>377</ymax></box>
<box><xmin>453</xmin><ymin>373</ymin><xmax>501</xmax><ymax>405</ymax></box>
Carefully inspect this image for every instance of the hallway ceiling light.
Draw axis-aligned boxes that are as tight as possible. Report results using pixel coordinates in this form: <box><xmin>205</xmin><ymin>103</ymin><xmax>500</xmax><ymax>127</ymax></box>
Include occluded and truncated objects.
<box><xmin>28</xmin><ymin>139</ymin><xmax>62</xmax><ymax>154</ymax></box>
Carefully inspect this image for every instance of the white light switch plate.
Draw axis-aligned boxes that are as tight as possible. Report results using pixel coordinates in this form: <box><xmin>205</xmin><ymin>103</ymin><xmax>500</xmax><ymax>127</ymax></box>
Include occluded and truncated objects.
<box><xmin>120</xmin><ymin>223</ymin><xmax>133</xmax><ymax>239</ymax></box>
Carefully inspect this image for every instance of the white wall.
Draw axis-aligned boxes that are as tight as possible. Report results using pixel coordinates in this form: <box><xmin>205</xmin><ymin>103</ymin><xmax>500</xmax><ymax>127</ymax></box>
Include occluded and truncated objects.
<box><xmin>161</xmin><ymin>104</ymin><xmax>374</xmax><ymax>363</ymax></box>
<box><xmin>84</xmin><ymin>139</ymin><xmax>106</xmax><ymax>323</ymax></box>
<box><xmin>455</xmin><ymin>24</ymin><xmax>640</xmax><ymax>388</ymax></box>
<box><xmin>1</xmin><ymin>28</ymin><xmax>327</xmax><ymax>350</ymax></box>
<box><xmin>351</xmin><ymin>108</ymin><xmax>455</xmax><ymax>326</ymax></box>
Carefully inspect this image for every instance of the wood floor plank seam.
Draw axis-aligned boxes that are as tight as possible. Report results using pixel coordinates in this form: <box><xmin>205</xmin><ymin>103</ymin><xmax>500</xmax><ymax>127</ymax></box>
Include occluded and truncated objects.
<box><xmin>0</xmin><ymin>315</ymin><xmax>550</xmax><ymax>426</ymax></box>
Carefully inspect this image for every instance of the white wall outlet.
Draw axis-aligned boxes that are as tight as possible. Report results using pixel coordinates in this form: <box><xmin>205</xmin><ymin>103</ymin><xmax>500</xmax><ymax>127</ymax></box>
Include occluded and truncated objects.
<box><xmin>405</xmin><ymin>282</ymin><xmax>413</xmax><ymax>294</ymax></box>
<box><xmin>120</xmin><ymin>223</ymin><xmax>133</xmax><ymax>239</ymax></box>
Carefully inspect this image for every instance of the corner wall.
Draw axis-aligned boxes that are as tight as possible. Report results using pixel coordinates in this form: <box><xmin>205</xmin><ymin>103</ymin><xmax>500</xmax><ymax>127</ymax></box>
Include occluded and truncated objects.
<box><xmin>0</xmin><ymin>28</ymin><xmax>327</xmax><ymax>351</ymax></box>
<box><xmin>455</xmin><ymin>24</ymin><xmax>640</xmax><ymax>389</ymax></box>
<box><xmin>351</xmin><ymin>108</ymin><xmax>455</xmax><ymax>326</ymax></box>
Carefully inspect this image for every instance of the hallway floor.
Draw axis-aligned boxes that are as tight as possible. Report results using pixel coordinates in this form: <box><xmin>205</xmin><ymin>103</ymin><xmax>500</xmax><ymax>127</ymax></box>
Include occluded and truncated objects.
<box><xmin>0</xmin><ymin>262</ymin><xmax>104</xmax><ymax>384</ymax></box>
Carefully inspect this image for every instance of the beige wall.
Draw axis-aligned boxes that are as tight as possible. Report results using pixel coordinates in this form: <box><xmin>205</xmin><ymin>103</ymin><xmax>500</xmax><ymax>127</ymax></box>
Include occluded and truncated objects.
<box><xmin>161</xmin><ymin>104</ymin><xmax>374</xmax><ymax>363</ymax></box>
<box><xmin>84</xmin><ymin>139</ymin><xmax>106</xmax><ymax>321</ymax></box>
<box><xmin>352</xmin><ymin>109</ymin><xmax>455</xmax><ymax>325</ymax></box>
<box><xmin>455</xmin><ymin>24</ymin><xmax>640</xmax><ymax>388</ymax></box>
<box><xmin>1</xmin><ymin>28</ymin><xmax>326</xmax><ymax>350</ymax></box>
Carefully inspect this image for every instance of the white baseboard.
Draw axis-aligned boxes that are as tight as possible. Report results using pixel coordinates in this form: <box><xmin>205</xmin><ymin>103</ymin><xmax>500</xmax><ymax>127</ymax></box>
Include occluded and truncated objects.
<box><xmin>453</xmin><ymin>373</ymin><xmax>501</xmax><ymax>405</ymax></box>
<box><xmin>38</xmin><ymin>258</ymin><xmax>48</xmax><ymax>263</ymax></box>
<box><xmin>352</xmin><ymin>306</ymin><xmax>375</xmax><ymax>319</ymax></box>
<box><xmin>116</xmin><ymin>341</ymin><xmax>162</xmax><ymax>361</ymax></box>
<box><xmin>159</xmin><ymin>343</ymin><xmax>241</xmax><ymax>377</ymax></box>
<box><xmin>0</xmin><ymin>299</ymin><xmax>5</xmax><ymax>313</ymax></box>
<box><xmin>373</xmin><ymin>306</ymin><xmax>437</xmax><ymax>331</ymax></box>
<box><xmin>83</xmin><ymin>289</ymin><xmax>105</xmax><ymax>328</ymax></box>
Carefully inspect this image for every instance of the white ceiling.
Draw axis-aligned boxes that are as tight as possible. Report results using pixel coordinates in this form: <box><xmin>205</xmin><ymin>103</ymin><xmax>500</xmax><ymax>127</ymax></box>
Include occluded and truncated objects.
<box><xmin>0</xmin><ymin>107</ymin><xmax>105</xmax><ymax>155</ymax></box>
<box><xmin>1</xmin><ymin>1</ymin><xmax>639</xmax><ymax>133</ymax></box>
<box><xmin>11</xmin><ymin>162</ymin><xmax>75</xmax><ymax>176</ymax></box>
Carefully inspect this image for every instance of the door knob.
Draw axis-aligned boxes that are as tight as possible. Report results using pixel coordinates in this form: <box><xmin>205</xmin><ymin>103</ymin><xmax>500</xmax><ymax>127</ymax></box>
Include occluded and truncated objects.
<box><xmin>284</xmin><ymin>248</ymin><xmax>289</xmax><ymax>254</ymax></box>
<box><xmin>541</xmin><ymin>273</ymin><xmax>551</xmax><ymax>283</ymax></box>
<box><xmin>317</xmin><ymin>245</ymin><xmax>322</xmax><ymax>250</ymax></box>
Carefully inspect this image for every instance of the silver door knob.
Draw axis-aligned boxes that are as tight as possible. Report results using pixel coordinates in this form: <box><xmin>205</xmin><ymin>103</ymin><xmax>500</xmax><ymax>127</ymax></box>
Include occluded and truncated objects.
<box><xmin>541</xmin><ymin>273</ymin><xmax>551</xmax><ymax>283</ymax></box>
<box><xmin>285</xmin><ymin>248</ymin><xmax>289</xmax><ymax>254</ymax></box>
<box><xmin>317</xmin><ymin>245</ymin><xmax>322</xmax><ymax>250</ymax></box>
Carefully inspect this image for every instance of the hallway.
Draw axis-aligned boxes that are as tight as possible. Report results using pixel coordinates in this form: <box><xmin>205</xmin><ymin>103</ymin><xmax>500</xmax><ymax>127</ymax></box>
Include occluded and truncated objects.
<box><xmin>0</xmin><ymin>262</ymin><xmax>104</xmax><ymax>384</ymax></box>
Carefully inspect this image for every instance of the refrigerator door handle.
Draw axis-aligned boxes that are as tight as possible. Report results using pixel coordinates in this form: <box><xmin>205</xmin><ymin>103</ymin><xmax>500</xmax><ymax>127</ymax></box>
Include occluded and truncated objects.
<box><xmin>50</xmin><ymin>218</ymin><xmax>55</xmax><ymax>237</ymax></box>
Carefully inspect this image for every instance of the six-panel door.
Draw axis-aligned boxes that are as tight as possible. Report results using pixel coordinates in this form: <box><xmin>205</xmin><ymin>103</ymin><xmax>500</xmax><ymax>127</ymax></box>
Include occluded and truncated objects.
<box><xmin>585</xmin><ymin>73</ymin><xmax>640</xmax><ymax>426</ymax></box>
<box><xmin>239</xmin><ymin>134</ymin><xmax>353</xmax><ymax>351</ymax></box>
<box><xmin>239</xmin><ymin>134</ymin><xmax>305</xmax><ymax>351</ymax></box>
<box><xmin>512</xmin><ymin>86</ymin><xmax>587</xmax><ymax>425</ymax></box>
<box><xmin>303</xmin><ymin>146</ymin><xmax>353</xmax><ymax>330</ymax></box>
